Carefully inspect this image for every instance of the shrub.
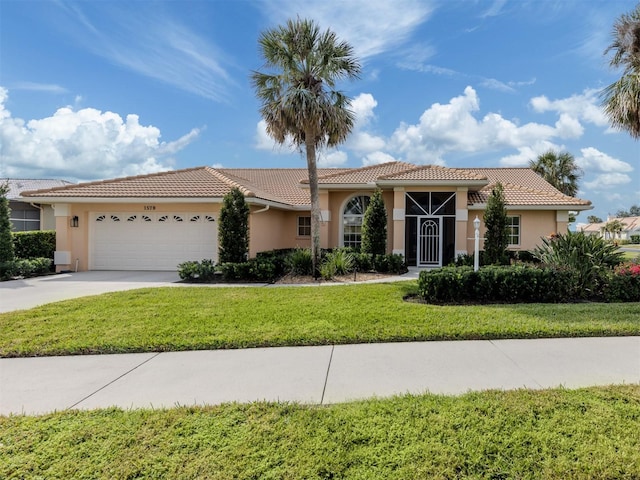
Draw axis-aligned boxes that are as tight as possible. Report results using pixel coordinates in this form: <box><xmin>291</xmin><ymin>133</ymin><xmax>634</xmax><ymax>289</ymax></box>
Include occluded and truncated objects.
<box><xmin>285</xmin><ymin>248</ymin><xmax>313</xmax><ymax>276</ymax></box>
<box><xmin>320</xmin><ymin>249</ymin><xmax>354</xmax><ymax>279</ymax></box>
<box><xmin>0</xmin><ymin>183</ymin><xmax>14</xmax><ymax>263</ymax></box>
<box><xmin>352</xmin><ymin>252</ymin><xmax>374</xmax><ymax>272</ymax></box>
<box><xmin>533</xmin><ymin>231</ymin><xmax>624</xmax><ymax>298</ymax></box>
<box><xmin>0</xmin><ymin>257</ymin><xmax>52</xmax><ymax>281</ymax></box>
<box><xmin>218</xmin><ymin>187</ymin><xmax>249</xmax><ymax>263</ymax></box>
<box><xmin>630</xmin><ymin>234</ymin><xmax>640</xmax><ymax>244</ymax></box>
<box><xmin>361</xmin><ymin>189</ymin><xmax>387</xmax><ymax>256</ymax></box>
<box><xmin>604</xmin><ymin>261</ymin><xmax>640</xmax><ymax>302</ymax></box>
<box><xmin>12</xmin><ymin>230</ymin><xmax>56</xmax><ymax>260</ymax></box>
<box><xmin>177</xmin><ymin>259</ymin><xmax>217</xmax><ymax>282</ymax></box>
<box><xmin>373</xmin><ymin>253</ymin><xmax>408</xmax><ymax>274</ymax></box>
<box><xmin>219</xmin><ymin>258</ymin><xmax>279</xmax><ymax>283</ymax></box>
<box><xmin>418</xmin><ymin>265</ymin><xmax>575</xmax><ymax>304</ymax></box>
<box><xmin>483</xmin><ymin>182</ymin><xmax>509</xmax><ymax>265</ymax></box>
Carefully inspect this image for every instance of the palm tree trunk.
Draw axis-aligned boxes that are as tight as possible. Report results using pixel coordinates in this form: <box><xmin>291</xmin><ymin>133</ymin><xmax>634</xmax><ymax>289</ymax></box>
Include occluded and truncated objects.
<box><xmin>305</xmin><ymin>137</ymin><xmax>321</xmax><ymax>279</ymax></box>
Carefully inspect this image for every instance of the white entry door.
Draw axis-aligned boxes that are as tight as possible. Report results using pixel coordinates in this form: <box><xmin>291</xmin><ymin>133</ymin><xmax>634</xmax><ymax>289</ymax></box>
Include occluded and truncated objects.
<box><xmin>90</xmin><ymin>213</ymin><xmax>217</xmax><ymax>270</ymax></box>
<box><xmin>418</xmin><ymin>217</ymin><xmax>442</xmax><ymax>267</ymax></box>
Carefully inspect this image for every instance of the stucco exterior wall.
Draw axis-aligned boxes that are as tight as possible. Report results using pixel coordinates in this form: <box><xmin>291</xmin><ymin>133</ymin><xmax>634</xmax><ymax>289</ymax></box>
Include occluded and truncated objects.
<box><xmin>54</xmin><ymin>202</ymin><xmax>221</xmax><ymax>272</ymax></box>
<box><xmin>249</xmin><ymin>208</ymin><xmax>313</xmax><ymax>256</ymax></box>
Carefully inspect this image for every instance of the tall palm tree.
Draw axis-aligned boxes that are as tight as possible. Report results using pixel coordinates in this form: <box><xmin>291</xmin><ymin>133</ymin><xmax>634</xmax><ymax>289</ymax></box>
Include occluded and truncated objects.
<box><xmin>601</xmin><ymin>4</ymin><xmax>640</xmax><ymax>139</ymax></box>
<box><xmin>252</xmin><ymin>18</ymin><xmax>361</xmax><ymax>276</ymax></box>
<box><xmin>529</xmin><ymin>150</ymin><xmax>582</xmax><ymax>197</ymax></box>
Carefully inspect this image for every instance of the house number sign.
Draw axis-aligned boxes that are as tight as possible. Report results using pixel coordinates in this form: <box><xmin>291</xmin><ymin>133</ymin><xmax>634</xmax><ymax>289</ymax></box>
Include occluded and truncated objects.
<box><xmin>144</xmin><ymin>206</ymin><xmax>156</xmax><ymax>211</ymax></box>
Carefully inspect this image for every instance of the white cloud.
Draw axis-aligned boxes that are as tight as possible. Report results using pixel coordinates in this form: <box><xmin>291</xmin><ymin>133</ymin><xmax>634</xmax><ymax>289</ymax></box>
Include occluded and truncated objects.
<box><xmin>260</xmin><ymin>0</ymin><xmax>434</xmax><ymax>59</ymax></box>
<box><xmin>362</xmin><ymin>151</ymin><xmax>397</xmax><ymax>166</ymax></box>
<box><xmin>0</xmin><ymin>87</ymin><xmax>199</xmax><ymax>181</ymax></box>
<box><xmin>318</xmin><ymin>150</ymin><xmax>348</xmax><ymax>167</ymax></box>
<box><xmin>12</xmin><ymin>82</ymin><xmax>68</xmax><ymax>94</ymax></box>
<box><xmin>577</xmin><ymin>147</ymin><xmax>634</xmax><ymax>173</ymax></box>
<box><xmin>498</xmin><ymin>141</ymin><xmax>562</xmax><ymax>167</ymax></box>
<box><xmin>585</xmin><ymin>173</ymin><xmax>632</xmax><ymax>189</ymax></box>
<box><xmin>530</xmin><ymin>89</ymin><xmax>608</xmax><ymax>127</ymax></box>
<box><xmin>351</xmin><ymin>93</ymin><xmax>378</xmax><ymax>127</ymax></box>
<box><xmin>555</xmin><ymin>113</ymin><xmax>584</xmax><ymax>139</ymax></box>
<box><xmin>388</xmin><ymin>86</ymin><xmax>568</xmax><ymax>164</ymax></box>
<box><xmin>254</xmin><ymin>119</ymin><xmax>297</xmax><ymax>153</ymax></box>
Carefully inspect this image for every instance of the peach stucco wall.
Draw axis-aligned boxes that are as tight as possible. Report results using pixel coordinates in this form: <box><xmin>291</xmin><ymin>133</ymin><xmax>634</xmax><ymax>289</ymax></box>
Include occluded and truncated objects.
<box><xmin>52</xmin><ymin>197</ymin><xmax>574</xmax><ymax>271</ymax></box>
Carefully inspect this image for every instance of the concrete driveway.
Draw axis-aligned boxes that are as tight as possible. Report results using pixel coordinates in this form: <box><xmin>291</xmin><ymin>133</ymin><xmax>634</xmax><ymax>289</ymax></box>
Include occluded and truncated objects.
<box><xmin>0</xmin><ymin>271</ymin><xmax>181</xmax><ymax>313</ymax></box>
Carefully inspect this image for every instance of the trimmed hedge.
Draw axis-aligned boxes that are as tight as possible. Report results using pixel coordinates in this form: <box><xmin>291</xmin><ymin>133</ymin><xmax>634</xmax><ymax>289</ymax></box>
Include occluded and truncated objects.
<box><xmin>418</xmin><ymin>265</ymin><xmax>576</xmax><ymax>304</ymax></box>
<box><xmin>12</xmin><ymin>230</ymin><xmax>56</xmax><ymax>260</ymax></box>
<box><xmin>419</xmin><ymin>265</ymin><xmax>640</xmax><ymax>304</ymax></box>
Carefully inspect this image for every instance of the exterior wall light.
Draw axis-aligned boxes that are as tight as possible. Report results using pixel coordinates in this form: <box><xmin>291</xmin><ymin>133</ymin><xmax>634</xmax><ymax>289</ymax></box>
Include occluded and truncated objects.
<box><xmin>70</xmin><ymin>215</ymin><xmax>79</xmax><ymax>228</ymax></box>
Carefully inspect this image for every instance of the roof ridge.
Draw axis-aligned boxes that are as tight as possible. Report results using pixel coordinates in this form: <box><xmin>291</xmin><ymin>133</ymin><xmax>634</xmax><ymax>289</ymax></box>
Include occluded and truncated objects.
<box><xmin>379</xmin><ymin>164</ymin><xmax>487</xmax><ymax>180</ymax></box>
<box><xmin>314</xmin><ymin>161</ymin><xmax>415</xmax><ymax>181</ymax></box>
<box><xmin>205</xmin><ymin>167</ymin><xmax>255</xmax><ymax>197</ymax></box>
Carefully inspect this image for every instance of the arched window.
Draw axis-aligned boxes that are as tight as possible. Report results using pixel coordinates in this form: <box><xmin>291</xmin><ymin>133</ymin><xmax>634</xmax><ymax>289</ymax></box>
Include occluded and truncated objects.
<box><xmin>342</xmin><ymin>195</ymin><xmax>370</xmax><ymax>250</ymax></box>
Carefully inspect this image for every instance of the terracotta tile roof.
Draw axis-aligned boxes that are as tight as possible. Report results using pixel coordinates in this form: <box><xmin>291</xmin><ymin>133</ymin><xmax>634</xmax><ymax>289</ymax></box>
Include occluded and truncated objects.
<box><xmin>378</xmin><ymin>164</ymin><xmax>487</xmax><ymax>182</ymax></box>
<box><xmin>468</xmin><ymin>181</ymin><xmax>592</xmax><ymax>207</ymax></box>
<box><xmin>219</xmin><ymin>168</ymin><xmax>347</xmax><ymax>205</ymax></box>
<box><xmin>21</xmin><ymin>167</ymin><xmax>235</xmax><ymax>198</ymax></box>
<box><xmin>312</xmin><ymin>161</ymin><xmax>416</xmax><ymax>184</ymax></box>
<box><xmin>19</xmin><ymin>162</ymin><xmax>592</xmax><ymax>210</ymax></box>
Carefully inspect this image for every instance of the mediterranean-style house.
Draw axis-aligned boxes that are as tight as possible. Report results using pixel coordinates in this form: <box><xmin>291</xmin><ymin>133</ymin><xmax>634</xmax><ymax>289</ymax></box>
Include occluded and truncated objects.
<box><xmin>20</xmin><ymin>162</ymin><xmax>592</xmax><ymax>272</ymax></box>
<box><xmin>578</xmin><ymin>216</ymin><xmax>640</xmax><ymax>242</ymax></box>
<box><xmin>5</xmin><ymin>179</ymin><xmax>74</xmax><ymax>232</ymax></box>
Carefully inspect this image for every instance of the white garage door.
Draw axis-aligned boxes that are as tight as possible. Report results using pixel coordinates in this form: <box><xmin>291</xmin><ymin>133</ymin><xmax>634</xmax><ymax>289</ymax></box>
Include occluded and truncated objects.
<box><xmin>90</xmin><ymin>213</ymin><xmax>217</xmax><ymax>270</ymax></box>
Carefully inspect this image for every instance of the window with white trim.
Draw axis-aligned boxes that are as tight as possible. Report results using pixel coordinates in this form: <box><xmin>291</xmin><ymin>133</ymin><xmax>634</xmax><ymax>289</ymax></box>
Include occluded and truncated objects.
<box><xmin>507</xmin><ymin>216</ymin><xmax>521</xmax><ymax>246</ymax></box>
<box><xmin>10</xmin><ymin>206</ymin><xmax>40</xmax><ymax>232</ymax></box>
<box><xmin>342</xmin><ymin>195</ymin><xmax>370</xmax><ymax>250</ymax></box>
<box><xmin>297</xmin><ymin>216</ymin><xmax>311</xmax><ymax>236</ymax></box>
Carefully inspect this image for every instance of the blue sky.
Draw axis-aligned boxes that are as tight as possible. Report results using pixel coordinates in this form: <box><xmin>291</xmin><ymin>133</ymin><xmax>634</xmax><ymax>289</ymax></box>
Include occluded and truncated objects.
<box><xmin>1</xmin><ymin>0</ymin><xmax>638</xmax><ymax>222</ymax></box>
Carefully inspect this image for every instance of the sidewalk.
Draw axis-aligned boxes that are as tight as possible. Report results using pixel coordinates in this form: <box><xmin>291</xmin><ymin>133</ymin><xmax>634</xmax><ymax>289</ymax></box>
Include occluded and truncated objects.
<box><xmin>2</xmin><ymin>336</ymin><xmax>638</xmax><ymax>416</ymax></box>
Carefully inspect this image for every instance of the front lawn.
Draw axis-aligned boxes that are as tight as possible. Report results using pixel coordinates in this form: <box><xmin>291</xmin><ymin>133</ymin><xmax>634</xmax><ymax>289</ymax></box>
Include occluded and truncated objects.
<box><xmin>2</xmin><ymin>385</ymin><xmax>639</xmax><ymax>479</ymax></box>
<box><xmin>1</xmin><ymin>282</ymin><xmax>639</xmax><ymax>357</ymax></box>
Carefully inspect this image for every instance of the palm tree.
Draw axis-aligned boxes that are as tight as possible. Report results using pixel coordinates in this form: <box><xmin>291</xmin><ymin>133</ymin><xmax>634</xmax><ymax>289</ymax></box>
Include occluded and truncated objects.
<box><xmin>604</xmin><ymin>219</ymin><xmax>627</xmax><ymax>242</ymax></box>
<box><xmin>529</xmin><ymin>150</ymin><xmax>582</xmax><ymax>197</ymax></box>
<box><xmin>601</xmin><ymin>4</ymin><xmax>640</xmax><ymax>139</ymax></box>
<box><xmin>252</xmin><ymin>18</ymin><xmax>361</xmax><ymax>276</ymax></box>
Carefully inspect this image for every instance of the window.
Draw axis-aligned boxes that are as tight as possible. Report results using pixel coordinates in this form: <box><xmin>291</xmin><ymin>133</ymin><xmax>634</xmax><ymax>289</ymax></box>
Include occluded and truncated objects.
<box><xmin>342</xmin><ymin>195</ymin><xmax>370</xmax><ymax>250</ymax></box>
<box><xmin>297</xmin><ymin>216</ymin><xmax>311</xmax><ymax>236</ymax></box>
<box><xmin>507</xmin><ymin>216</ymin><xmax>520</xmax><ymax>245</ymax></box>
<box><xmin>10</xmin><ymin>204</ymin><xmax>40</xmax><ymax>232</ymax></box>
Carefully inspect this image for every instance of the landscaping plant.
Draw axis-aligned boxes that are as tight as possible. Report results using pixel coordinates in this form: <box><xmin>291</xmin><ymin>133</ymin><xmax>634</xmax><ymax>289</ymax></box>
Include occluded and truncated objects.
<box><xmin>218</xmin><ymin>187</ymin><xmax>249</xmax><ymax>263</ymax></box>
<box><xmin>483</xmin><ymin>182</ymin><xmax>509</xmax><ymax>265</ymax></box>
<box><xmin>361</xmin><ymin>188</ymin><xmax>387</xmax><ymax>257</ymax></box>
<box><xmin>533</xmin><ymin>231</ymin><xmax>624</xmax><ymax>298</ymax></box>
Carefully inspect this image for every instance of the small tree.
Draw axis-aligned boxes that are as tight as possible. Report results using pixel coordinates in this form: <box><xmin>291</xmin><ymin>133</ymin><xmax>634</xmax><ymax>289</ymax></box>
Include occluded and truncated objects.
<box><xmin>218</xmin><ymin>187</ymin><xmax>249</xmax><ymax>263</ymax></box>
<box><xmin>361</xmin><ymin>189</ymin><xmax>387</xmax><ymax>257</ymax></box>
<box><xmin>587</xmin><ymin>215</ymin><xmax>603</xmax><ymax>223</ymax></box>
<box><xmin>0</xmin><ymin>182</ymin><xmax>15</xmax><ymax>263</ymax></box>
<box><xmin>483</xmin><ymin>182</ymin><xmax>509</xmax><ymax>265</ymax></box>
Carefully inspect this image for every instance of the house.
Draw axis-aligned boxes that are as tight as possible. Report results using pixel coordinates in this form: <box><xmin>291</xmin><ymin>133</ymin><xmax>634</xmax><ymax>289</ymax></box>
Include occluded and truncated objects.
<box><xmin>578</xmin><ymin>216</ymin><xmax>640</xmax><ymax>241</ymax></box>
<box><xmin>4</xmin><ymin>179</ymin><xmax>74</xmax><ymax>232</ymax></box>
<box><xmin>20</xmin><ymin>162</ymin><xmax>592</xmax><ymax>272</ymax></box>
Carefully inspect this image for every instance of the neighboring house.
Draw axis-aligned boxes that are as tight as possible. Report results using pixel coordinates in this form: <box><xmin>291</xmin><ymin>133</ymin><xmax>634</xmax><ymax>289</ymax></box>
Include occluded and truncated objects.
<box><xmin>578</xmin><ymin>216</ymin><xmax>640</xmax><ymax>241</ymax></box>
<box><xmin>20</xmin><ymin>162</ymin><xmax>592</xmax><ymax>272</ymax></box>
<box><xmin>4</xmin><ymin>179</ymin><xmax>74</xmax><ymax>232</ymax></box>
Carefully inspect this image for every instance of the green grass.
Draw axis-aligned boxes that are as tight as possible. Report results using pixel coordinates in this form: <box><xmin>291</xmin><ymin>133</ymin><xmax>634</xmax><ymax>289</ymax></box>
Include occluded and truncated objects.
<box><xmin>1</xmin><ymin>282</ymin><xmax>639</xmax><ymax>357</ymax></box>
<box><xmin>2</xmin><ymin>385</ymin><xmax>639</xmax><ymax>479</ymax></box>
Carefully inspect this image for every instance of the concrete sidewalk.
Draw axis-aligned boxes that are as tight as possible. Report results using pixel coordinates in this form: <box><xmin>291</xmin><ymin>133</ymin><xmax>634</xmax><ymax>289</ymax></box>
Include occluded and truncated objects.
<box><xmin>2</xmin><ymin>336</ymin><xmax>638</xmax><ymax>415</ymax></box>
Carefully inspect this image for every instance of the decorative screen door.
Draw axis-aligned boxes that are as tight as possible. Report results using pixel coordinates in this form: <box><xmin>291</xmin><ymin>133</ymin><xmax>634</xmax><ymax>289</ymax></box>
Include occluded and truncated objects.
<box><xmin>418</xmin><ymin>217</ymin><xmax>441</xmax><ymax>267</ymax></box>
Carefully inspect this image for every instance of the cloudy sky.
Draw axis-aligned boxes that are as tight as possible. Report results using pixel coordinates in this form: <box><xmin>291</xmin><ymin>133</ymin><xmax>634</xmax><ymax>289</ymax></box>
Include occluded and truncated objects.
<box><xmin>1</xmin><ymin>0</ymin><xmax>638</xmax><ymax>221</ymax></box>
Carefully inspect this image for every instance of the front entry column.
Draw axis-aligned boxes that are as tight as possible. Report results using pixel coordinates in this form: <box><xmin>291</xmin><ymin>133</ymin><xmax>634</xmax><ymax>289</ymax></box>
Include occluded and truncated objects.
<box><xmin>392</xmin><ymin>187</ymin><xmax>405</xmax><ymax>256</ymax></box>
<box><xmin>52</xmin><ymin>203</ymin><xmax>72</xmax><ymax>272</ymax></box>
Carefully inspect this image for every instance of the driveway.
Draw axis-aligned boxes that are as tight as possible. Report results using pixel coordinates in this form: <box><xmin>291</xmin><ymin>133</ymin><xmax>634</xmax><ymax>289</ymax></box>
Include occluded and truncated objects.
<box><xmin>0</xmin><ymin>271</ymin><xmax>181</xmax><ymax>313</ymax></box>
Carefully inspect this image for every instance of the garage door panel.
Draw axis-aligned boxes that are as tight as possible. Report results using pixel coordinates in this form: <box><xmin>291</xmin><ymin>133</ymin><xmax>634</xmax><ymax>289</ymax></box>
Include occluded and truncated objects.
<box><xmin>90</xmin><ymin>213</ymin><xmax>217</xmax><ymax>271</ymax></box>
